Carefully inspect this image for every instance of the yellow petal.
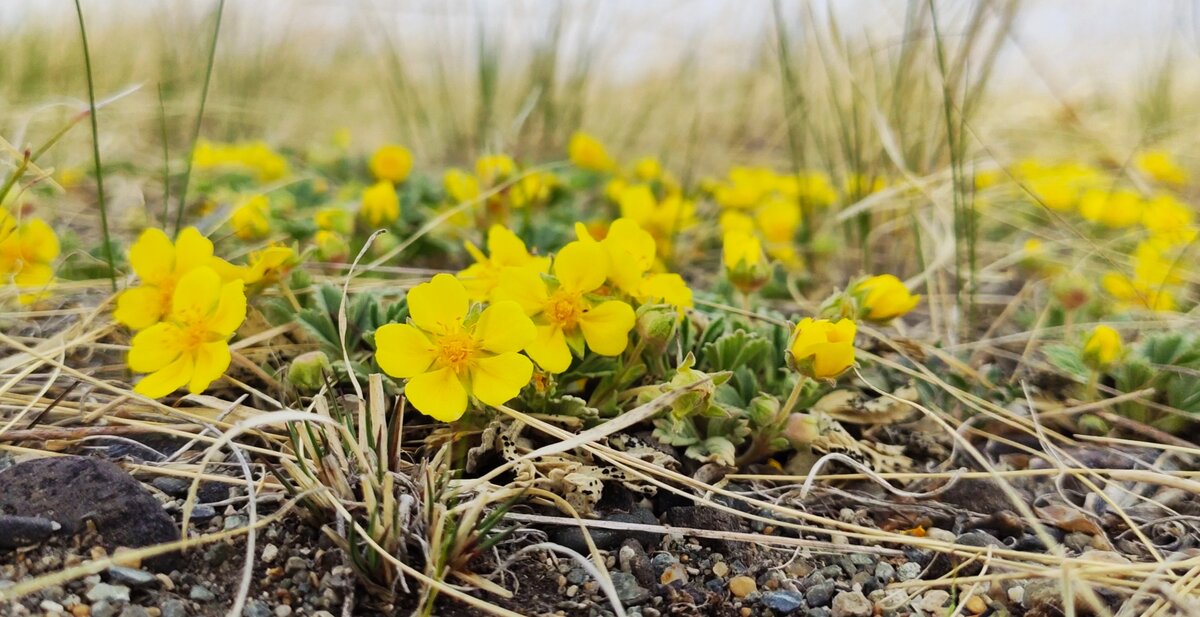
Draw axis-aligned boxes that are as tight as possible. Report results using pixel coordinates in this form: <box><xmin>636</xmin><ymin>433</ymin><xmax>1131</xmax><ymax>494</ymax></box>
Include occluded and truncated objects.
<box><xmin>128</xmin><ymin>229</ymin><xmax>175</xmax><ymax>284</ymax></box>
<box><xmin>487</xmin><ymin>225</ymin><xmax>531</xmax><ymax>266</ymax></box>
<box><xmin>405</xmin><ymin>367</ymin><xmax>468</xmax><ymax>422</ymax></box>
<box><xmin>374</xmin><ymin>323</ymin><xmax>436</xmax><ymax>378</ymax></box>
<box><xmin>128</xmin><ymin>322</ymin><xmax>184</xmax><ymax>373</ymax></box>
<box><xmin>21</xmin><ymin>219</ymin><xmax>60</xmax><ymax>263</ymax></box>
<box><xmin>114</xmin><ymin>286</ymin><xmax>167</xmax><ymax>330</ymax></box>
<box><xmin>208</xmin><ymin>280</ymin><xmax>248</xmax><ymax>337</ymax></box>
<box><xmin>809</xmin><ymin>342</ymin><xmax>855</xmax><ymax>379</ymax></box>
<box><xmin>407</xmin><ymin>273</ymin><xmax>469</xmax><ymax>334</ymax></box>
<box><xmin>473</xmin><ymin>301</ymin><xmax>535</xmax><ymax>354</ymax></box>
<box><xmin>171</xmin><ymin>267</ymin><xmax>222</xmax><ymax>323</ymax></box>
<box><xmin>134</xmin><ymin>355</ymin><xmax>193</xmax><ymax>399</ymax></box>
<box><xmin>173</xmin><ymin>227</ymin><xmax>215</xmax><ymax>274</ymax></box>
<box><xmin>470</xmin><ymin>352</ymin><xmax>533</xmax><ymax>406</ymax></box>
<box><xmin>12</xmin><ymin>262</ymin><xmax>54</xmax><ymax>289</ymax></box>
<box><xmin>578</xmin><ymin>300</ymin><xmax>635</xmax><ymax>356</ymax></box>
<box><xmin>525</xmin><ymin>324</ymin><xmax>572</xmax><ymax>373</ymax></box>
<box><xmin>553</xmin><ymin>240</ymin><xmax>608</xmax><ymax>294</ymax></box>
<box><xmin>492</xmin><ymin>266</ymin><xmax>550</xmax><ymax>316</ymax></box>
<box><xmin>188</xmin><ymin>341</ymin><xmax>231</xmax><ymax>393</ymax></box>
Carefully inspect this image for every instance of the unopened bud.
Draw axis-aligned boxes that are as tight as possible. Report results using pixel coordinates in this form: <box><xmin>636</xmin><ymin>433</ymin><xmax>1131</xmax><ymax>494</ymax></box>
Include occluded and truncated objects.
<box><xmin>288</xmin><ymin>351</ymin><xmax>332</xmax><ymax>394</ymax></box>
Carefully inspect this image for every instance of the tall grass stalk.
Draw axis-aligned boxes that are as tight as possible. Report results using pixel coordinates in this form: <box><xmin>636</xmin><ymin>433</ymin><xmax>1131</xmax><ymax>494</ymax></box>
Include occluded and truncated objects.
<box><xmin>72</xmin><ymin>0</ymin><xmax>116</xmax><ymax>291</ymax></box>
<box><xmin>173</xmin><ymin>0</ymin><xmax>226</xmax><ymax>237</ymax></box>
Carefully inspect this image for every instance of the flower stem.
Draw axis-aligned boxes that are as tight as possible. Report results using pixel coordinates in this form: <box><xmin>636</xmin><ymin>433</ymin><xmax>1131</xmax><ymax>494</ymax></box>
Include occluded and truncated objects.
<box><xmin>735</xmin><ymin>374</ymin><xmax>808</xmax><ymax>467</ymax></box>
<box><xmin>73</xmin><ymin>0</ymin><xmax>116</xmax><ymax>291</ymax></box>
<box><xmin>174</xmin><ymin>0</ymin><xmax>226</xmax><ymax>236</ymax></box>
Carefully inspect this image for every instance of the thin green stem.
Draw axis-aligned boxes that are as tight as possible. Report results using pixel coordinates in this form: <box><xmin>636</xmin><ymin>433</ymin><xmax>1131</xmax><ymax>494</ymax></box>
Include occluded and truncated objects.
<box><xmin>735</xmin><ymin>374</ymin><xmax>809</xmax><ymax>466</ymax></box>
<box><xmin>158</xmin><ymin>83</ymin><xmax>171</xmax><ymax>228</ymax></box>
<box><xmin>73</xmin><ymin>0</ymin><xmax>116</xmax><ymax>292</ymax></box>
<box><xmin>174</xmin><ymin>0</ymin><xmax>226</xmax><ymax>237</ymax></box>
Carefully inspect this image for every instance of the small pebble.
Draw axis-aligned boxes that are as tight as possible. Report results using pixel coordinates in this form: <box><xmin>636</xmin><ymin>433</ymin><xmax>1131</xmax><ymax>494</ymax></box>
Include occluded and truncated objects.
<box><xmin>712</xmin><ymin>561</ymin><xmax>729</xmax><ymax>578</ymax></box>
<box><xmin>897</xmin><ymin>562</ymin><xmax>922</xmax><ymax>582</ymax></box>
<box><xmin>189</xmin><ymin>585</ymin><xmax>217</xmax><ymax>602</ymax></box>
<box><xmin>761</xmin><ymin>590</ymin><xmax>806</xmax><ymax>613</ymax></box>
<box><xmin>262</xmin><ymin>544</ymin><xmax>279</xmax><ymax>563</ymax></box>
<box><xmin>274</xmin><ymin>607</ymin><xmax>292</xmax><ymax>617</ymax></box>
<box><xmin>86</xmin><ymin>584</ymin><xmax>130</xmax><ymax>604</ymax></box>
<box><xmin>963</xmin><ymin>595</ymin><xmax>987</xmax><ymax>614</ymax></box>
<box><xmin>920</xmin><ymin>590</ymin><xmax>950</xmax><ymax>614</ymax></box>
<box><xmin>660</xmin><ymin>563</ymin><xmax>688</xmax><ymax>585</ymax></box>
<box><xmin>729</xmin><ymin>576</ymin><xmax>757</xmax><ymax>598</ymax></box>
<box><xmin>832</xmin><ymin>591</ymin><xmax>872</xmax><ymax>617</ymax></box>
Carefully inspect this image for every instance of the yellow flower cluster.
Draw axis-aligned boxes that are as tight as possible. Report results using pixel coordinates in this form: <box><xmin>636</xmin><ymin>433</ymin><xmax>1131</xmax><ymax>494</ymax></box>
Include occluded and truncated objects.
<box><xmin>568</xmin><ymin>131</ymin><xmax>616</xmax><ymax>173</ymax></box>
<box><xmin>607</xmin><ymin>181</ymin><xmax>695</xmax><ymax>257</ymax></box>
<box><xmin>230</xmin><ymin>194</ymin><xmax>271</xmax><ymax>240</ymax></box>
<box><xmin>0</xmin><ymin>210</ymin><xmax>59</xmax><ymax>304</ymax></box>
<box><xmin>1082</xmin><ymin>325</ymin><xmax>1122</xmax><ymax>371</ymax></box>
<box><xmin>116</xmin><ymin>227</ymin><xmax>294</xmax><ymax>398</ymax></box>
<box><xmin>368</xmin><ymin>144</ymin><xmax>413</xmax><ymax>183</ymax></box>
<box><xmin>710</xmin><ymin>166</ymin><xmax>836</xmax><ymax>268</ymax></box>
<box><xmin>193</xmin><ymin>139</ymin><xmax>289</xmax><ymax>182</ymax></box>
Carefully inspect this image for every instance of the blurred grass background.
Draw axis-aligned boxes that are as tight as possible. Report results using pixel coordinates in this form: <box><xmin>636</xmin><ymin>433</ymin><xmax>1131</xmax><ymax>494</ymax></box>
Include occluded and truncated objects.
<box><xmin>2</xmin><ymin>1</ymin><xmax>1198</xmax><ymax>177</ymax></box>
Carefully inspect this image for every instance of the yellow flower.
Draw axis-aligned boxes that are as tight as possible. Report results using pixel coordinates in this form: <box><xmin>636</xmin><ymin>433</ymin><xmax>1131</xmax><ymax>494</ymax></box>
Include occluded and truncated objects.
<box><xmin>576</xmin><ymin>218</ymin><xmax>657</xmax><ymax>296</ymax></box>
<box><xmin>1082</xmin><ymin>325</ymin><xmax>1122</xmax><ymax>371</ymax></box>
<box><xmin>240</xmin><ymin>246</ymin><xmax>298</xmax><ymax>286</ymax></box>
<box><xmin>568</xmin><ymin>131</ymin><xmax>615</xmax><ymax>172</ymax></box>
<box><xmin>128</xmin><ymin>267</ymin><xmax>246</xmax><ymax>398</ymax></box>
<box><xmin>1142</xmin><ymin>195</ymin><xmax>1196</xmax><ymax>247</ymax></box>
<box><xmin>1135</xmin><ymin>150</ymin><xmax>1187</xmax><ymax>186</ymax></box>
<box><xmin>719</xmin><ymin>211</ymin><xmax>755</xmax><ymax>235</ymax></box>
<box><xmin>444</xmin><ymin>168</ymin><xmax>481</xmax><ymax>203</ymax></box>
<box><xmin>1101</xmin><ymin>273</ymin><xmax>1176</xmax><ymax>312</ymax></box>
<box><xmin>457</xmin><ymin>225</ymin><xmax>551</xmax><ymax>301</ymax></box>
<box><xmin>637</xmin><ymin>273</ymin><xmax>693</xmax><ymax>310</ymax></box>
<box><xmin>796</xmin><ymin>171</ymin><xmax>837</xmax><ymax>208</ymax></box>
<box><xmin>0</xmin><ymin>217</ymin><xmax>59</xmax><ymax>304</ymax></box>
<box><xmin>1078</xmin><ymin>189</ymin><xmax>1143</xmax><ymax>228</ymax></box>
<box><xmin>476</xmin><ymin>154</ymin><xmax>516</xmax><ymax>187</ymax></box>
<box><xmin>788</xmin><ymin>318</ymin><xmax>856</xmax><ymax>380</ymax></box>
<box><xmin>360</xmin><ymin>181</ymin><xmax>400</xmax><ymax>228</ymax></box>
<box><xmin>852</xmin><ymin>274</ymin><xmax>920</xmax><ymax>322</ymax></box>
<box><xmin>723</xmin><ymin>230</ymin><xmax>769</xmax><ymax>294</ymax></box>
<box><xmin>510</xmin><ymin>171</ymin><xmax>555</xmax><ymax>208</ymax></box>
<box><xmin>633</xmin><ymin>157</ymin><xmax>663</xmax><ymax>182</ymax></box>
<box><xmin>314</xmin><ymin>207</ymin><xmax>354</xmax><ymax>235</ymax></box>
<box><xmin>230</xmin><ymin>195</ymin><xmax>270</xmax><ymax>241</ymax></box>
<box><xmin>495</xmin><ymin>241</ymin><xmax>636</xmax><ymax>374</ymax></box>
<box><xmin>755</xmin><ymin>197</ymin><xmax>801</xmax><ymax>244</ymax></box>
<box><xmin>374</xmin><ymin>274</ymin><xmax>535</xmax><ymax>422</ymax></box>
<box><xmin>193</xmin><ymin>140</ymin><xmax>288</xmax><ymax>182</ymax></box>
<box><xmin>368</xmin><ymin>144</ymin><xmax>413</xmax><ymax>183</ymax></box>
<box><xmin>115</xmin><ymin>227</ymin><xmax>234</xmax><ymax>330</ymax></box>
<box><xmin>723</xmin><ymin>230</ymin><xmax>763</xmax><ymax>269</ymax></box>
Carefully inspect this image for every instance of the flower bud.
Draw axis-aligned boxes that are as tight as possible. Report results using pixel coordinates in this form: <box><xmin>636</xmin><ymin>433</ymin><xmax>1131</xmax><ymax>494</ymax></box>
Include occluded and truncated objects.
<box><xmin>636</xmin><ymin>303</ymin><xmax>679</xmax><ymax>353</ymax></box>
<box><xmin>785</xmin><ymin>412</ymin><xmax>821</xmax><ymax>446</ymax></box>
<box><xmin>722</xmin><ymin>230</ymin><xmax>771</xmax><ymax>294</ymax></box>
<box><xmin>288</xmin><ymin>351</ymin><xmax>332</xmax><ymax>394</ymax></box>
<box><xmin>850</xmin><ymin>274</ymin><xmax>920</xmax><ymax>323</ymax></box>
<box><xmin>787</xmin><ymin>318</ymin><xmax>857</xmax><ymax>380</ymax></box>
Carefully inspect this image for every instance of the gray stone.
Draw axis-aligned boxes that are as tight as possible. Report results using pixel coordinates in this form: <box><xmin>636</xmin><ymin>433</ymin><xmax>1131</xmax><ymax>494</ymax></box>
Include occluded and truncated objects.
<box><xmin>190</xmin><ymin>505</ymin><xmax>217</xmax><ymax>523</ymax></box>
<box><xmin>224</xmin><ymin>516</ymin><xmax>246</xmax><ymax>531</ymax></box>
<box><xmin>762</xmin><ymin>590</ymin><xmax>806</xmax><ymax>613</ymax></box>
<box><xmin>243</xmin><ymin>599</ymin><xmax>271</xmax><ymax>617</ymax></box>
<box><xmin>955</xmin><ymin>531</ymin><xmax>1003</xmax><ymax>549</ymax></box>
<box><xmin>285</xmin><ymin>556</ymin><xmax>308</xmax><ymax>574</ymax></box>
<box><xmin>119</xmin><ymin>607</ymin><xmax>150</xmax><ymax>617</ymax></box>
<box><xmin>86</xmin><ymin>583</ymin><xmax>131</xmax><ymax>603</ymax></box>
<box><xmin>874</xmin><ymin>562</ymin><xmax>896</xmax><ymax>583</ymax></box>
<box><xmin>107</xmin><ymin>567</ymin><xmax>158</xmax><ymax>589</ymax></box>
<box><xmin>150</xmin><ymin>477</ymin><xmax>190</xmax><ymax>497</ymax></box>
<box><xmin>806</xmin><ymin>581</ymin><xmax>836</xmax><ymax>607</ymax></box>
<box><xmin>832</xmin><ymin>591</ymin><xmax>872</xmax><ymax>617</ymax></box>
<box><xmin>612</xmin><ymin>571</ymin><xmax>651</xmax><ymax>606</ymax></box>
<box><xmin>161</xmin><ymin>600</ymin><xmax>187</xmax><ymax>617</ymax></box>
<box><xmin>897</xmin><ymin>561</ymin><xmax>922</xmax><ymax>582</ymax></box>
<box><xmin>189</xmin><ymin>585</ymin><xmax>217</xmax><ymax>602</ymax></box>
<box><xmin>91</xmin><ymin>601</ymin><xmax>119</xmax><ymax>617</ymax></box>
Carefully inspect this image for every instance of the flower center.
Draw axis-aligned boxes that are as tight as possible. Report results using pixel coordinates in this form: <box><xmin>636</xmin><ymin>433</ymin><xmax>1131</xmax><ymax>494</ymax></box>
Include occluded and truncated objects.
<box><xmin>545</xmin><ymin>290</ymin><xmax>583</xmax><ymax>329</ymax></box>
<box><xmin>435</xmin><ymin>332</ymin><xmax>477</xmax><ymax>373</ymax></box>
<box><xmin>180</xmin><ymin>322</ymin><xmax>213</xmax><ymax>350</ymax></box>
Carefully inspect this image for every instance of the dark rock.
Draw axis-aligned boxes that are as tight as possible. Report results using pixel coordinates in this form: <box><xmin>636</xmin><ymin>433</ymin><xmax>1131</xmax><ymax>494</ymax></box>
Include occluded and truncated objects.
<box><xmin>0</xmin><ymin>514</ymin><xmax>59</xmax><ymax>548</ymax></box>
<box><xmin>106</xmin><ymin>567</ymin><xmax>159</xmax><ymax>588</ymax></box>
<box><xmin>150</xmin><ymin>477</ymin><xmax>191</xmax><ymax>497</ymax></box>
<box><xmin>551</xmin><ymin>508</ymin><xmax>659</xmax><ymax>553</ymax></box>
<box><xmin>806</xmin><ymin>581</ymin><xmax>836</xmax><ymax>607</ymax></box>
<box><xmin>956</xmin><ymin>530</ymin><xmax>1004</xmax><ymax>549</ymax></box>
<box><xmin>619</xmin><ymin>539</ymin><xmax>655</xmax><ymax>588</ymax></box>
<box><xmin>762</xmin><ymin>590</ymin><xmax>806</xmax><ymax>613</ymax></box>
<box><xmin>190</xmin><ymin>505</ymin><xmax>217</xmax><ymax>523</ymax></box>
<box><xmin>935</xmin><ymin>479</ymin><xmax>1023</xmax><ymax>516</ymax></box>
<box><xmin>662</xmin><ymin>506</ymin><xmax>747</xmax><ymax>557</ymax></box>
<box><xmin>0</xmin><ymin>457</ymin><xmax>179</xmax><ymax>569</ymax></box>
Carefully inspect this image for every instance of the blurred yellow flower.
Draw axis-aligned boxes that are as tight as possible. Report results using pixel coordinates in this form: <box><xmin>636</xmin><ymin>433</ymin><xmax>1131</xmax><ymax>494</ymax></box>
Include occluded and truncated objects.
<box><xmin>369</xmin><ymin>144</ymin><xmax>413</xmax><ymax>183</ymax></box>
<box><xmin>852</xmin><ymin>274</ymin><xmax>920</xmax><ymax>322</ymax></box>
<box><xmin>722</xmin><ymin>230</ymin><xmax>763</xmax><ymax>269</ymax></box>
<box><xmin>1135</xmin><ymin>150</ymin><xmax>1187</xmax><ymax>186</ymax></box>
<box><xmin>633</xmin><ymin>157</ymin><xmax>663</xmax><ymax>182</ymax></box>
<box><xmin>444</xmin><ymin>168</ymin><xmax>481</xmax><ymax>203</ymax></box>
<box><xmin>193</xmin><ymin>140</ymin><xmax>288</xmax><ymax>182</ymax></box>
<box><xmin>360</xmin><ymin>181</ymin><xmax>400</xmax><ymax>228</ymax></box>
<box><xmin>755</xmin><ymin>197</ymin><xmax>801</xmax><ymax>244</ymax></box>
<box><xmin>495</xmin><ymin>240</ymin><xmax>636</xmax><ymax>373</ymax></box>
<box><xmin>1142</xmin><ymin>195</ymin><xmax>1196</xmax><ymax>246</ymax></box>
<box><xmin>637</xmin><ymin>272</ymin><xmax>693</xmax><ymax>310</ymax></box>
<box><xmin>230</xmin><ymin>194</ymin><xmax>270</xmax><ymax>241</ymax></box>
<box><xmin>128</xmin><ymin>267</ymin><xmax>246</xmax><ymax>398</ymax></box>
<box><xmin>789</xmin><ymin>317</ymin><xmax>856</xmax><ymax>380</ymax></box>
<box><xmin>239</xmin><ymin>246</ymin><xmax>297</xmax><ymax>286</ymax></box>
<box><xmin>313</xmin><ymin>230</ymin><xmax>349</xmax><ymax>262</ymax></box>
<box><xmin>457</xmin><ymin>225</ymin><xmax>550</xmax><ymax>301</ymax></box>
<box><xmin>568</xmin><ymin>131</ymin><xmax>616</xmax><ymax>172</ymax></box>
<box><xmin>1082</xmin><ymin>325</ymin><xmax>1122</xmax><ymax>371</ymax></box>
<box><xmin>374</xmin><ymin>274</ymin><xmax>535</xmax><ymax>421</ymax></box>
<box><xmin>0</xmin><ymin>217</ymin><xmax>59</xmax><ymax>304</ymax></box>
<box><xmin>1078</xmin><ymin>189</ymin><xmax>1143</xmax><ymax>228</ymax></box>
<box><xmin>510</xmin><ymin>171</ymin><xmax>555</xmax><ymax>208</ymax></box>
<box><xmin>115</xmin><ymin>227</ymin><xmax>234</xmax><ymax>330</ymax></box>
<box><xmin>476</xmin><ymin>154</ymin><xmax>516</xmax><ymax>187</ymax></box>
